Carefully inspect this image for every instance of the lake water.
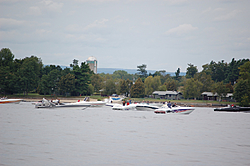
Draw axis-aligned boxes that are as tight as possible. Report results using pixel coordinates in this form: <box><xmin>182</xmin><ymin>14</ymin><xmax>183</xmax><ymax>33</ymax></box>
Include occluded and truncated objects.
<box><xmin>1</xmin><ymin>102</ymin><xmax>250</xmax><ymax>166</ymax></box>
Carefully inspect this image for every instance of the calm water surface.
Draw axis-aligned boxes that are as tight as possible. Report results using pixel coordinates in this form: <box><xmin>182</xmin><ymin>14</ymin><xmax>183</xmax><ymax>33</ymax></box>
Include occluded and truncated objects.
<box><xmin>1</xmin><ymin>102</ymin><xmax>250</xmax><ymax>166</ymax></box>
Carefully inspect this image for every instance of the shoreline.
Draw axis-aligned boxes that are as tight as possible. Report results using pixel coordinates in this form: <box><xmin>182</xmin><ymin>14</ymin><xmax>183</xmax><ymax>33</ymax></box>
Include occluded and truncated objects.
<box><xmin>15</xmin><ymin>97</ymin><xmax>227</xmax><ymax>108</ymax></box>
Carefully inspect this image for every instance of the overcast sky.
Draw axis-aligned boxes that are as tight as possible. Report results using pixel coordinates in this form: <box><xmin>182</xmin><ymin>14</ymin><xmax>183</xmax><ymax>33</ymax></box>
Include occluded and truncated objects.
<box><xmin>0</xmin><ymin>0</ymin><xmax>249</xmax><ymax>72</ymax></box>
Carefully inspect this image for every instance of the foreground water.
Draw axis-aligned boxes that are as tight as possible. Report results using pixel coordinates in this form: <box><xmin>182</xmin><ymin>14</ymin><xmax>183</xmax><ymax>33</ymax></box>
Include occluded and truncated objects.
<box><xmin>0</xmin><ymin>102</ymin><xmax>250</xmax><ymax>166</ymax></box>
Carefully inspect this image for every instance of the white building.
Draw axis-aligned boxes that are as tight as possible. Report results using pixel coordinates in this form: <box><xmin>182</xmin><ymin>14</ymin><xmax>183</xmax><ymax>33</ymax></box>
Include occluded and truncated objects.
<box><xmin>86</xmin><ymin>56</ymin><xmax>97</xmax><ymax>74</ymax></box>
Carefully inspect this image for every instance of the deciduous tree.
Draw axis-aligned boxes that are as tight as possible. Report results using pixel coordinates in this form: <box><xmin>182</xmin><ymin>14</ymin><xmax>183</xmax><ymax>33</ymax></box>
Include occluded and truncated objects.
<box><xmin>183</xmin><ymin>78</ymin><xmax>203</xmax><ymax>99</ymax></box>
<box><xmin>130</xmin><ymin>78</ymin><xmax>145</xmax><ymax>98</ymax></box>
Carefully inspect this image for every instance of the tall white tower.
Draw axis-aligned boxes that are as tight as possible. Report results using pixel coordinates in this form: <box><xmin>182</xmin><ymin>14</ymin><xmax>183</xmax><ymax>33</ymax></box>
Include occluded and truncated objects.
<box><xmin>86</xmin><ymin>56</ymin><xmax>97</xmax><ymax>74</ymax></box>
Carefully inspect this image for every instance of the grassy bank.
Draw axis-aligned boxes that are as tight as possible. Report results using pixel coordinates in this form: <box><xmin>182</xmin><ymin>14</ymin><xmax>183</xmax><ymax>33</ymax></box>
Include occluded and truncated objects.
<box><xmin>8</xmin><ymin>93</ymin><xmax>238</xmax><ymax>105</ymax></box>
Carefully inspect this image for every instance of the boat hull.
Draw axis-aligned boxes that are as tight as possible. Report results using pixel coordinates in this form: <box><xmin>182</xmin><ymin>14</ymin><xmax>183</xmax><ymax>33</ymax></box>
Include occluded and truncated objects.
<box><xmin>0</xmin><ymin>99</ymin><xmax>22</xmax><ymax>104</ymax></box>
<box><xmin>154</xmin><ymin>107</ymin><xmax>195</xmax><ymax>114</ymax></box>
<box><xmin>35</xmin><ymin>98</ymin><xmax>91</xmax><ymax>109</ymax></box>
<box><xmin>214</xmin><ymin>107</ymin><xmax>250</xmax><ymax>113</ymax></box>
<box><xmin>112</xmin><ymin>104</ymin><xmax>136</xmax><ymax>111</ymax></box>
<box><xmin>135</xmin><ymin>104</ymin><xmax>159</xmax><ymax>111</ymax></box>
<box><xmin>78</xmin><ymin>101</ymin><xmax>106</xmax><ymax>107</ymax></box>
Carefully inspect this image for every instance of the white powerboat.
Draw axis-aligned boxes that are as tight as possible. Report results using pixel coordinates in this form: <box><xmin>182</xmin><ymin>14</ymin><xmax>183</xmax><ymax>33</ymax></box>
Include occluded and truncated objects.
<box><xmin>78</xmin><ymin>97</ymin><xmax>106</xmax><ymax>107</ymax></box>
<box><xmin>0</xmin><ymin>98</ymin><xmax>22</xmax><ymax>104</ymax></box>
<box><xmin>154</xmin><ymin>105</ymin><xmax>195</xmax><ymax>114</ymax></box>
<box><xmin>135</xmin><ymin>103</ymin><xmax>161</xmax><ymax>111</ymax></box>
<box><xmin>112</xmin><ymin>104</ymin><xmax>137</xmax><ymax>111</ymax></box>
<box><xmin>35</xmin><ymin>98</ymin><xmax>90</xmax><ymax>109</ymax></box>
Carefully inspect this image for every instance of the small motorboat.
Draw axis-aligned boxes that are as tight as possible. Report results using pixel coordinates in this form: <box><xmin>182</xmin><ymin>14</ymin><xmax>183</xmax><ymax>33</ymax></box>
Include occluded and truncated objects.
<box><xmin>77</xmin><ymin>97</ymin><xmax>106</xmax><ymax>107</ymax></box>
<box><xmin>135</xmin><ymin>103</ymin><xmax>160</xmax><ymax>111</ymax></box>
<box><xmin>154</xmin><ymin>105</ymin><xmax>195</xmax><ymax>114</ymax></box>
<box><xmin>35</xmin><ymin>98</ymin><xmax>90</xmax><ymax>109</ymax></box>
<box><xmin>0</xmin><ymin>98</ymin><xmax>22</xmax><ymax>104</ymax></box>
<box><xmin>214</xmin><ymin>106</ymin><xmax>250</xmax><ymax>113</ymax></box>
<box><xmin>112</xmin><ymin>104</ymin><xmax>137</xmax><ymax>111</ymax></box>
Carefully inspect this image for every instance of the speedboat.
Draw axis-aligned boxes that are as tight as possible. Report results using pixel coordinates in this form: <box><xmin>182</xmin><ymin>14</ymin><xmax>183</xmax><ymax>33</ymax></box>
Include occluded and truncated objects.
<box><xmin>154</xmin><ymin>105</ymin><xmax>195</xmax><ymax>114</ymax></box>
<box><xmin>35</xmin><ymin>98</ymin><xmax>90</xmax><ymax>109</ymax></box>
<box><xmin>135</xmin><ymin>103</ymin><xmax>160</xmax><ymax>111</ymax></box>
<box><xmin>112</xmin><ymin>104</ymin><xmax>137</xmax><ymax>111</ymax></box>
<box><xmin>78</xmin><ymin>97</ymin><xmax>106</xmax><ymax>107</ymax></box>
<box><xmin>214</xmin><ymin>106</ymin><xmax>250</xmax><ymax>113</ymax></box>
<box><xmin>0</xmin><ymin>98</ymin><xmax>22</xmax><ymax>104</ymax></box>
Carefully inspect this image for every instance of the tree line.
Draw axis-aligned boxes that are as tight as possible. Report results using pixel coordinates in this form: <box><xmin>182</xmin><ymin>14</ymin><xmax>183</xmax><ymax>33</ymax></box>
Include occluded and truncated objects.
<box><xmin>1</xmin><ymin>48</ymin><xmax>249</xmax><ymax>106</ymax></box>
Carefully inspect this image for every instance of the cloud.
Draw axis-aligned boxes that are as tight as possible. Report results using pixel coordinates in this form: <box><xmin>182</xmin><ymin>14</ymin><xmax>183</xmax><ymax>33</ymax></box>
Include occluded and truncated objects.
<box><xmin>202</xmin><ymin>7</ymin><xmax>211</xmax><ymax>14</ymax></box>
<box><xmin>29</xmin><ymin>6</ymin><xmax>42</xmax><ymax>15</ymax></box>
<box><xmin>73</xmin><ymin>0</ymin><xmax>119</xmax><ymax>3</ymax></box>
<box><xmin>165</xmin><ymin>24</ymin><xmax>198</xmax><ymax>36</ymax></box>
<box><xmin>65</xmin><ymin>19</ymin><xmax>109</xmax><ymax>33</ymax></box>
<box><xmin>84</xmin><ymin>19</ymin><xmax>109</xmax><ymax>30</ymax></box>
<box><xmin>214</xmin><ymin>10</ymin><xmax>240</xmax><ymax>21</ymax></box>
<box><xmin>164</xmin><ymin>0</ymin><xmax>188</xmax><ymax>5</ymax></box>
<box><xmin>41</xmin><ymin>0</ymin><xmax>64</xmax><ymax>12</ymax></box>
<box><xmin>0</xmin><ymin>18</ymin><xmax>25</xmax><ymax>30</ymax></box>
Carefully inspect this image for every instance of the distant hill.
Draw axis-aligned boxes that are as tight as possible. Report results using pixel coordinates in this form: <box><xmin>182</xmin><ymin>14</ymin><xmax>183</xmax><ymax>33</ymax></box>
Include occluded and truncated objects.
<box><xmin>97</xmin><ymin>68</ymin><xmax>185</xmax><ymax>76</ymax></box>
<box><xmin>57</xmin><ymin>66</ymin><xmax>185</xmax><ymax>76</ymax></box>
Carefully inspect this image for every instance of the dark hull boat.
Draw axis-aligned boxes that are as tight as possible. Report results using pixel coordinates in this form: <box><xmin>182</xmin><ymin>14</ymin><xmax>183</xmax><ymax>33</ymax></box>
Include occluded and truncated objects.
<box><xmin>214</xmin><ymin>106</ymin><xmax>250</xmax><ymax>113</ymax></box>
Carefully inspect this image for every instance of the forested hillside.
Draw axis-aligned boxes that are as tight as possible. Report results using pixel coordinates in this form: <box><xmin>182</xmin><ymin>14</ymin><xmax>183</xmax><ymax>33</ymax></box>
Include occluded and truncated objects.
<box><xmin>1</xmin><ymin>48</ymin><xmax>249</xmax><ymax>106</ymax></box>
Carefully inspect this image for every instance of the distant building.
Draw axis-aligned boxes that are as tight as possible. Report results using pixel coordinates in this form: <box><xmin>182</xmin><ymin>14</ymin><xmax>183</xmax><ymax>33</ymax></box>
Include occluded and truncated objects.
<box><xmin>152</xmin><ymin>91</ymin><xmax>183</xmax><ymax>100</ymax></box>
<box><xmin>201</xmin><ymin>92</ymin><xmax>234</xmax><ymax>102</ymax></box>
<box><xmin>86</xmin><ymin>56</ymin><xmax>97</xmax><ymax>74</ymax></box>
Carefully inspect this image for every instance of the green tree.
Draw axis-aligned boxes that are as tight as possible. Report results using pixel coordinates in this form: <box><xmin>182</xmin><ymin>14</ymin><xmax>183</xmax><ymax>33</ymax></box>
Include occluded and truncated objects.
<box><xmin>103</xmin><ymin>78</ymin><xmax>116</xmax><ymax>96</ymax></box>
<box><xmin>119</xmin><ymin>79</ymin><xmax>127</xmax><ymax>95</ymax></box>
<box><xmin>112</xmin><ymin>70</ymin><xmax>133</xmax><ymax>80</ymax></box>
<box><xmin>90</xmin><ymin>74</ymin><xmax>103</xmax><ymax>93</ymax></box>
<box><xmin>239</xmin><ymin>61</ymin><xmax>250</xmax><ymax>81</ymax></box>
<box><xmin>125</xmin><ymin>79</ymin><xmax>133</xmax><ymax>96</ymax></box>
<box><xmin>144</xmin><ymin>76</ymin><xmax>161</xmax><ymax>96</ymax></box>
<box><xmin>86</xmin><ymin>84</ymin><xmax>94</xmax><ymax>96</ymax></box>
<box><xmin>233</xmin><ymin>79</ymin><xmax>250</xmax><ymax>106</ymax></box>
<box><xmin>174</xmin><ymin>68</ymin><xmax>181</xmax><ymax>81</ymax></box>
<box><xmin>226</xmin><ymin>58</ymin><xmax>249</xmax><ymax>84</ymax></box>
<box><xmin>214</xmin><ymin>81</ymin><xmax>229</xmax><ymax>102</ymax></box>
<box><xmin>71</xmin><ymin>60</ymin><xmax>92</xmax><ymax>96</ymax></box>
<box><xmin>17</xmin><ymin>56</ymin><xmax>43</xmax><ymax>95</ymax></box>
<box><xmin>186</xmin><ymin>64</ymin><xmax>198</xmax><ymax>78</ymax></box>
<box><xmin>183</xmin><ymin>78</ymin><xmax>203</xmax><ymax>99</ymax></box>
<box><xmin>38</xmin><ymin>74</ymin><xmax>50</xmax><ymax>95</ymax></box>
<box><xmin>165</xmin><ymin>78</ymin><xmax>177</xmax><ymax>91</ymax></box>
<box><xmin>130</xmin><ymin>77</ymin><xmax>145</xmax><ymax>98</ymax></box>
<box><xmin>0</xmin><ymin>48</ymin><xmax>15</xmax><ymax>94</ymax></box>
<box><xmin>152</xmin><ymin>70</ymin><xmax>171</xmax><ymax>84</ymax></box>
<box><xmin>38</xmin><ymin>69</ymin><xmax>60</xmax><ymax>95</ymax></box>
<box><xmin>158</xmin><ymin>84</ymin><xmax>167</xmax><ymax>91</ymax></box>
<box><xmin>194</xmin><ymin>72</ymin><xmax>214</xmax><ymax>92</ymax></box>
<box><xmin>137</xmin><ymin>64</ymin><xmax>147</xmax><ymax>82</ymax></box>
<box><xmin>58</xmin><ymin>73</ymin><xmax>76</xmax><ymax>96</ymax></box>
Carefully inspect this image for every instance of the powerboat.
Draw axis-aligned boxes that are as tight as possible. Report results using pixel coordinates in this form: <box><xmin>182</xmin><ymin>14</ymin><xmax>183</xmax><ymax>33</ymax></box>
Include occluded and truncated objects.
<box><xmin>154</xmin><ymin>105</ymin><xmax>195</xmax><ymax>114</ymax></box>
<box><xmin>214</xmin><ymin>106</ymin><xmax>250</xmax><ymax>113</ymax></box>
<box><xmin>112</xmin><ymin>104</ymin><xmax>137</xmax><ymax>111</ymax></box>
<box><xmin>35</xmin><ymin>98</ymin><xmax>90</xmax><ymax>109</ymax></box>
<box><xmin>0</xmin><ymin>98</ymin><xmax>22</xmax><ymax>104</ymax></box>
<box><xmin>135</xmin><ymin>103</ymin><xmax>160</xmax><ymax>111</ymax></box>
<box><xmin>78</xmin><ymin>97</ymin><xmax>106</xmax><ymax>107</ymax></box>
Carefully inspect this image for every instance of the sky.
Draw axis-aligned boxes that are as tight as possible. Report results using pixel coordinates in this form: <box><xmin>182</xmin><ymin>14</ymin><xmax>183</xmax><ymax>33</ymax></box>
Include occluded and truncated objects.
<box><xmin>0</xmin><ymin>0</ymin><xmax>250</xmax><ymax>72</ymax></box>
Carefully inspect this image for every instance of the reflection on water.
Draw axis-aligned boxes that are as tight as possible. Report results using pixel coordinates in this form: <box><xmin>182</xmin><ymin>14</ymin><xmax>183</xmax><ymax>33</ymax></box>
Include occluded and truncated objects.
<box><xmin>1</xmin><ymin>102</ymin><xmax>250</xmax><ymax>166</ymax></box>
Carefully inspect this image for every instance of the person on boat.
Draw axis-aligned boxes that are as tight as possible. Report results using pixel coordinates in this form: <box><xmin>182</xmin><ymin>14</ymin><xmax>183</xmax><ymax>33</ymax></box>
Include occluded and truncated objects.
<box><xmin>172</xmin><ymin>103</ymin><xmax>176</xmax><ymax>107</ymax></box>
<box><xmin>167</xmin><ymin>101</ymin><xmax>171</xmax><ymax>108</ymax></box>
<box><xmin>123</xmin><ymin>100</ymin><xmax>126</xmax><ymax>106</ymax></box>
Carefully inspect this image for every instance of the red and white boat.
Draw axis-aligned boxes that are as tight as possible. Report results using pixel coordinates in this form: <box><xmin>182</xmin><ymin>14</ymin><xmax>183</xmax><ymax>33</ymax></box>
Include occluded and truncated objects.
<box><xmin>154</xmin><ymin>105</ymin><xmax>195</xmax><ymax>114</ymax></box>
<box><xmin>0</xmin><ymin>98</ymin><xmax>22</xmax><ymax>104</ymax></box>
